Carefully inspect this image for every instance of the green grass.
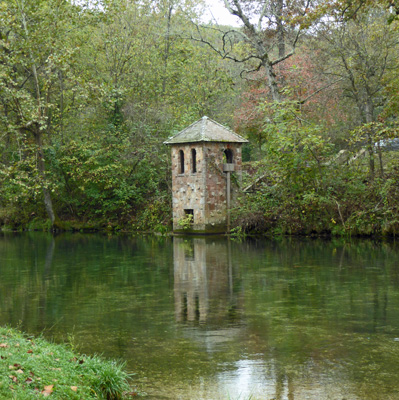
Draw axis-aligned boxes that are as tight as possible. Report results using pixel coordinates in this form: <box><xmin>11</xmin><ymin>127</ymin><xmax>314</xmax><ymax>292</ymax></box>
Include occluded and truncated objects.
<box><xmin>0</xmin><ymin>326</ymin><xmax>135</xmax><ymax>399</ymax></box>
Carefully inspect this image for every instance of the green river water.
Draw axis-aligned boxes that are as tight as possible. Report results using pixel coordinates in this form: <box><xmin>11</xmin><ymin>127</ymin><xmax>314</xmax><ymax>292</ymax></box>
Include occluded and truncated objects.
<box><xmin>1</xmin><ymin>232</ymin><xmax>399</xmax><ymax>399</ymax></box>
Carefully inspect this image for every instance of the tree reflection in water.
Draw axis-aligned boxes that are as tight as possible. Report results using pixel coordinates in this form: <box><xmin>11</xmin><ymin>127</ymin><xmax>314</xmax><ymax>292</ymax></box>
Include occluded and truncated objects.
<box><xmin>1</xmin><ymin>234</ymin><xmax>399</xmax><ymax>399</ymax></box>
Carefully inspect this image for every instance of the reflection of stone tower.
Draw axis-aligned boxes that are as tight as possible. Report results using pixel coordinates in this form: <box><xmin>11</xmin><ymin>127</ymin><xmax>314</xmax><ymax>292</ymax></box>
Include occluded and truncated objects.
<box><xmin>173</xmin><ymin>237</ymin><xmax>237</xmax><ymax>324</ymax></box>
<box><xmin>164</xmin><ymin>116</ymin><xmax>248</xmax><ymax>234</ymax></box>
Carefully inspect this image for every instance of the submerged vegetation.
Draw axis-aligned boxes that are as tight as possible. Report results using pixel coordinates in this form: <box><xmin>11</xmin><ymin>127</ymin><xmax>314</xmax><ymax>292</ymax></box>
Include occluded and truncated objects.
<box><xmin>0</xmin><ymin>0</ymin><xmax>398</xmax><ymax>236</ymax></box>
<box><xmin>0</xmin><ymin>326</ymin><xmax>132</xmax><ymax>399</ymax></box>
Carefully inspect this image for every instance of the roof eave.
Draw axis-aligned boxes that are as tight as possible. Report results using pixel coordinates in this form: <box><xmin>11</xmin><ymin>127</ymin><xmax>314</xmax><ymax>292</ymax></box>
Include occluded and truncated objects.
<box><xmin>164</xmin><ymin>138</ymin><xmax>248</xmax><ymax>145</ymax></box>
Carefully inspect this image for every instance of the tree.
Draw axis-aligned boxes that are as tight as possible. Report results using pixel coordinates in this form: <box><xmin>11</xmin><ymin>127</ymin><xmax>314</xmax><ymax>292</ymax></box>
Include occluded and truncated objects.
<box><xmin>190</xmin><ymin>0</ymin><xmax>318</xmax><ymax>102</ymax></box>
<box><xmin>322</xmin><ymin>0</ymin><xmax>399</xmax><ymax>21</ymax></box>
<box><xmin>315</xmin><ymin>6</ymin><xmax>399</xmax><ymax>177</ymax></box>
<box><xmin>234</xmin><ymin>46</ymin><xmax>346</xmax><ymax>150</ymax></box>
<box><xmin>0</xmin><ymin>0</ymin><xmax>95</xmax><ymax>227</ymax></box>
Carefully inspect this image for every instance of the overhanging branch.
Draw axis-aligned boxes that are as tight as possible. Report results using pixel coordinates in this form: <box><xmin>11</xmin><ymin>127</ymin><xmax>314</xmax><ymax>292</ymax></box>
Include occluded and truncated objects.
<box><xmin>299</xmin><ymin>78</ymin><xmax>344</xmax><ymax>104</ymax></box>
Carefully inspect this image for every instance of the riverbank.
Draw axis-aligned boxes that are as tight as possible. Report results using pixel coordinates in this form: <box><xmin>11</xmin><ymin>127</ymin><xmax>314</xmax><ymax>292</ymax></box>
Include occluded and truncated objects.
<box><xmin>2</xmin><ymin>149</ymin><xmax>399</xmax><ymax>238</ymax></box>
<box><xmin>0</xmin><ymin>326</ymin><xmax>135</xmax><ymax>399</ymax></box>
<box><xmin>2</xmin><ymin>161</ymin><xmax>399</xmax><ymax>239</ymax></box>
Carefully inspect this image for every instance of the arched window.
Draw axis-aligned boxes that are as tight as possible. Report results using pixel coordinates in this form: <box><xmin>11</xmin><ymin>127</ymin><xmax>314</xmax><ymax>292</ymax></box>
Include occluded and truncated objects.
<box><xmin>191</xmin><ymin>149</ymin><xmax>197</xmax><ymax>173</ymax></box>
<box><xmin>224</xmin><ymin>148</ymin><xmax>233</xmax><ymax>164</ymax></box>
<box><xmin>179</xmin><ymin>150</ymin><xmax>185</xmax><ymax>174</ymax></box>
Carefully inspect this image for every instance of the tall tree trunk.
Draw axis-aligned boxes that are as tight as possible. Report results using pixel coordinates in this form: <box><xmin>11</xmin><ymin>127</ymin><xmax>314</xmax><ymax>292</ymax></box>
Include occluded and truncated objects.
<box><xmin>366</xmin><ymin>135</ymin><xmax>375</xmax><ymax>180</ymax></box>
<box><xmin>377</xmin><ymin>141</ymin><xmax>384</xmax><ymax>177</ymax></box>
<box><xmin>34</xmin><ymin>129</ymin><xmax>57</xmax><ymax>226</ymax></box>
<box><xmin>276</xmin><ymin>0</ymin><xmax>285</xmax><ymax>87</ymax></box>
<box><xmin>19</xmin><ymin>0</ymin><xmax>58</xmax><ymax>228</ymax></box>
<box><xmin>365</xmin><ymin>98</ymin><xmax>375</xmax><ymax>179</ymax></box>
<box><xmin>222</xmin><ymin>0</ymin><xmax>284</xmax><ymax>102</ymax></box>
<box><xmin>276</xmin><ymin>0</ymin><xmax>285</xmax><ymax>59</ymax></box>
<box><xmin>263</xmin><ymin>58</ymin><xmax>281</xmax><ymax>102</ymax></box>
<box><xmin>162</xmin><ymin>2</ymin><xmax>173</xmax><ymax>96</ymax></box>
<box><xmin>58</xmin><ymin>70</ymin><xmax>65</xmax><ymax>145</ymax></box>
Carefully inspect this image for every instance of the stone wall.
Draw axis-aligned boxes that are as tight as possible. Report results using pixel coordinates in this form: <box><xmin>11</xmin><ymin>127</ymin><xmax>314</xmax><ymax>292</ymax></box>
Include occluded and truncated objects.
<box><xmin>170</xmin><ymin>142</ymin><xmax>243</xmax><ymax>233</ymax></box>
<box><xmin>171</xmin><ymin>143</ymin><xmax>206</xmax><ymax>231</ymax></box>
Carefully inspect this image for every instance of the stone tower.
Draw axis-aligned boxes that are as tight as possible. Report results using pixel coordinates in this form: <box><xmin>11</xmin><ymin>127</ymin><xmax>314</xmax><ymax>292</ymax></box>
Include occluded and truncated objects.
<box><xmin>164</xmin><ymin>116</ymin><xmax>248</xmax><ymax>234</ymax></box>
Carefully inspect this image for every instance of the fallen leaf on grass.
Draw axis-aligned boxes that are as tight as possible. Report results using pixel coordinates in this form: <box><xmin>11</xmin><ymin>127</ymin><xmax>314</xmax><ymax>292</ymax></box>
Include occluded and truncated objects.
<box><xmin>25</xmin><ymin>377</ymin><xmax>33</xmax><ymax>384</ymax></box>
<box><xmin>70</xmin><ymin>357</ymin><xmax>85</xmax><ymax>364</ymax></box>
<box><xmin>27</xmin><ymin>349</ymin><xmax>33</xmax><ymax>354</ymax></box>
<box><xmin>9</xmin><ymin>375</ymin><xmax>18</xmax><ymax>383</ymax></box>
<box><xmin>42</xmin><ymin>385</ymin><xmax>54</xmax><ymax>397</ymax></box>
<box><xmin>9</xmin><ymin>364</ymin><xmax>23</xmax><ymax>371</ymax></box>
<box><xmin>0</xmin><ymin>343</ymin><xmax>8</xmax><ymax>348</ymax></box>
<box><xmin>71</xmin><ymin>386</ymin><xmax>78</xmax><ymax>392</ymax></box>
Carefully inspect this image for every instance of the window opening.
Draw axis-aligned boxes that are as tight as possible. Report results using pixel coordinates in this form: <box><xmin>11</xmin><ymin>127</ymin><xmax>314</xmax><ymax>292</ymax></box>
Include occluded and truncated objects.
<box><xmin>191</xmin><ymin>149</ymin><xmax>197</xmax><ymax>173</ymax></box>
<box><xmin>179</xmin><ymin>150</ymin><xmax>185</xmax><ymax>174</ymax></box>
<box><xmin>184</xmin><ymin>241</ymin><xmax>195</xmax><ymax>261</ymax></box>
<box><xmin>182</xmin><ymin>293</ymin><xmax>188</xmax><ymax>320</ymax></box>
<box><xmin>195</xmin><ymin>295</ymin><xmax>200</xmax><ymax>320</ymax></box>
<box><xmin>184</xmin><ymin>209</ymin><xmax>194</xmax><ymax>223</ymax></box>
<box><xmin>224</xmin><ymin>148</ymin><xmax>233</xmax><ymax>164</ymax></box>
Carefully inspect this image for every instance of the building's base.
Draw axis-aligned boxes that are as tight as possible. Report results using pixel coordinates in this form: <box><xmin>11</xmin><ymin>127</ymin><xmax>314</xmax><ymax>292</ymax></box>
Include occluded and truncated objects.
<box><xmin>173</xmin><ymin>223</ymin><xmax>227</xmax><ymax>235</ymax></box>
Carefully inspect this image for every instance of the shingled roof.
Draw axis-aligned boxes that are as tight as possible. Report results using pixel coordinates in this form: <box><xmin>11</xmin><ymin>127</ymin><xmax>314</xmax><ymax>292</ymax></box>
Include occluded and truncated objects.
<box><xmin>164</xmin><ymin>116</ymin><xmax>248</xmax><ymax>145</ymax></box>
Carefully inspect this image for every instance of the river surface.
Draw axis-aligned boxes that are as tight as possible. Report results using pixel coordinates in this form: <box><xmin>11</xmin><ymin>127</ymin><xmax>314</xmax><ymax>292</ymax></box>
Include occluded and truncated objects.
<box><xmin>1</xmin><ymin>233</ymin><xmax>399</xmax><ymax>399</ymax></box>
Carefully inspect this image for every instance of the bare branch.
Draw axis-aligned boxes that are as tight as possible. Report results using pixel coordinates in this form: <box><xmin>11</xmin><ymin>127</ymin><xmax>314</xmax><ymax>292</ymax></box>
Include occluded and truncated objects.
<box><xmin>300</xmin><ymin>78</ymin><xmax>344</xmax><ymax>104</ymax></box>
<box><xmin>258</xmin><ymin>1</ymin><xmax>268</xmax><ymax>32</ymax></box>
<box><xmin>239</xmin><ymin>63</ymin><xmax>262</xmax><ymax>79</ymax></box>
<box><xmin>222</xmin><ymin>0</ymin><xmax>235</xmax><ymax>15</ymax></box>
<box><xmin>183</xmin><ymin>22</ymin><xmax>261</xmax><ymax>64</ymax></box>
<box><xmin>187</xmin><ymin>32</ymin><xmax>259</xmax><ymax>64</ymax></box>
<box><xmin>271</xmin><ymin>50</ymin><xmax>294</xmax><ymax>66</ymax></box>
<box><xmin>271</xmin><ymin>24</ymin><xmax>301</xmax><ymax>66</ymax></box>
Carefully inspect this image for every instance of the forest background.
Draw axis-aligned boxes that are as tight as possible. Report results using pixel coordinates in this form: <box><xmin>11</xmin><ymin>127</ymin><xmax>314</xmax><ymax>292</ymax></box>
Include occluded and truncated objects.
<box><xmin>1</xmin><ymin>0</ymin><xmax>399</xmax><ymax>236</ymax></box>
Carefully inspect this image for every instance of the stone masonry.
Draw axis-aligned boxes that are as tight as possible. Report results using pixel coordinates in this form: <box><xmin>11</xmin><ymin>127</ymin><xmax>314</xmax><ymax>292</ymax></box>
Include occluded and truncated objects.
<box><xmin>164</xmin><ymin>116</ymin><xmax>248</xmax><ymax>233</ymax></box>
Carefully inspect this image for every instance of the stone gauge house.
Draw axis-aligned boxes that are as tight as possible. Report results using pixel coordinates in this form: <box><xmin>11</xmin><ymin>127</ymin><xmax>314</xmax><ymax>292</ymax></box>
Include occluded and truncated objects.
<box><xmin>164</xmin><ymin>116</ymin><xmax>248</xmax><ymax>234</ymax></box>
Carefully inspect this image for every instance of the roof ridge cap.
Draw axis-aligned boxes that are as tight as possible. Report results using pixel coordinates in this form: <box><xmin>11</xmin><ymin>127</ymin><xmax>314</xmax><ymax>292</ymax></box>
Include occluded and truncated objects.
<box><xmin>163</xmin><ymin>116</ymin><xmax>248</xmax><ymax>144</ymax></box>
<box><xmin>200</xmin><ymin>116</ymin><xmax>208</xmax><ymax>140</ymax></box>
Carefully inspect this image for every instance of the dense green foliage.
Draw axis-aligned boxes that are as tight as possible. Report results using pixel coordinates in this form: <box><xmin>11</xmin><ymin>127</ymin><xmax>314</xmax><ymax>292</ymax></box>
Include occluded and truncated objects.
<box><xmin>235</xmin><ymin>103</ymin><xmax>399</xmax><ymax>236</ymax></box>
<box><xmin>0</xmin><ymin>326</ymin><xmax>132</xmax><ymax>399</ymax></box>
<box><xmin>0</xmin><ymin>0</ymin><xmax>398</xmax><ymax>235</ymax></box>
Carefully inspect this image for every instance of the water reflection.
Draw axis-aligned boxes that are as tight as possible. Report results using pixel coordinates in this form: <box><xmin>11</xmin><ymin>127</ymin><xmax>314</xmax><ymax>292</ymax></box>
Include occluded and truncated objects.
<box><xmin>173</xmin><ymin>238</ymin><xmax>236</xmax><ymax>325</ymax></box>
<box><xmin>172</xmin><ymin>238</ymin><xmax>300</xmax><ymax>399</ymax></box>
<box><xmin>170</xmin><ymin>237</ymin><xmax>399</xmax><ymax>400</ymax></box>
<box><xmin>39</xmin><ymin>236</ymin><xmax>55</xmax><ymax>331</ymax></box>
<box><xmin>173</xmin><ymin>238</ymin><xmax>304</xmax><ymax>400</ymax></box>
<box><xmin>2</xmin><ymin>234</ymin><xmax>399</xmax><ymax>399</ymax></box>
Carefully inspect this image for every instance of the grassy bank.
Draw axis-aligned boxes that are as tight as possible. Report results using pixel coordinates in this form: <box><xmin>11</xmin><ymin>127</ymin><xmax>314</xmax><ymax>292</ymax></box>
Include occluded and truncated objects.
<box><xmin>0</xmin><ymin>326</ymin><xmax>135</xmax><ymax>399</ymax></box>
